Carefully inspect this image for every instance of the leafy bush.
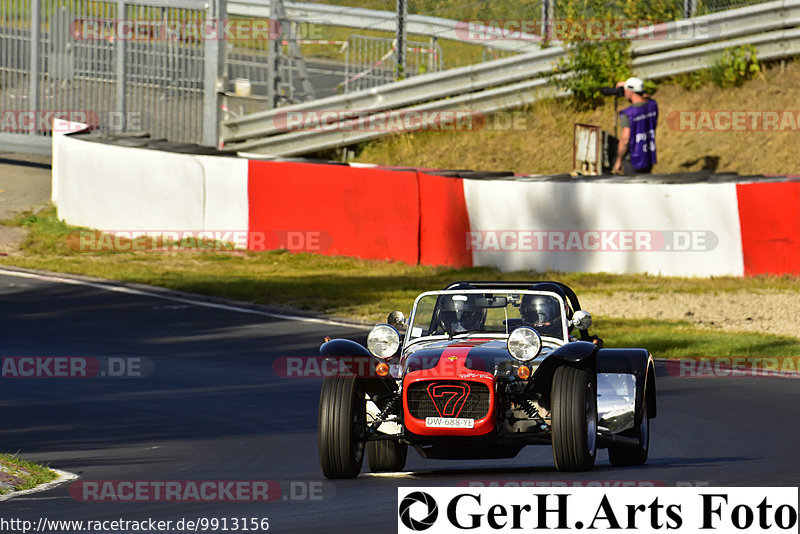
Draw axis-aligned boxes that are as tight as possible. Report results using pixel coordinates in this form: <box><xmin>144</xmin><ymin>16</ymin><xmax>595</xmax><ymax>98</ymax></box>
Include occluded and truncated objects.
<box><xmin>553</xmin><ymin>40</ymin><xmax>631</xmax><ymax>108</ymax></box>
<box><xmin>709</xmin><ymin>44</ymin><xmax>762</xmax><ymax>88</ymax></box>
<box><xmin>673</xmin><ymin>70</ymin><xmax>709</xmax><ymax>91</ymax></box>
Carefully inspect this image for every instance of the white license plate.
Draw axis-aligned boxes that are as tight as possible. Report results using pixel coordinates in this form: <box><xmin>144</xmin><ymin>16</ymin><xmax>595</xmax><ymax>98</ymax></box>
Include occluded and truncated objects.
<box><xmin>425</xmin><ymin>417</ymin><xmax>474</xmax><ymax>429</ymax></box>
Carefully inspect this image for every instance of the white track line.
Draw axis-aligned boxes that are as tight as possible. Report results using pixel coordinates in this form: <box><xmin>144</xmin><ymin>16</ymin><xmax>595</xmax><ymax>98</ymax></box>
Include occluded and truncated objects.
<box><xmin>0</xmin><ymin>267</ymin><xmax>369</xmax><ymax>330</ymax></box>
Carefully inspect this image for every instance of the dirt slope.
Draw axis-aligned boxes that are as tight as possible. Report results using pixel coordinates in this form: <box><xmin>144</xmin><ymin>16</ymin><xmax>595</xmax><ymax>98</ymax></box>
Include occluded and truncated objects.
<box><xmin>355</xmin><ymin>60</ymin><xmax>800</xmax><ymax>176</ymax></box>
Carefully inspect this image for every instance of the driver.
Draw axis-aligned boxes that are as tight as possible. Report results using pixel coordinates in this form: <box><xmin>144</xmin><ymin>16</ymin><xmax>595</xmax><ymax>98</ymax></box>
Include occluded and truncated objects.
<box><xmin>436</xmin><ymin>286</ymin><xmax>487</xmax><ymax>335</ymax></box>
<box><xmin>520</xmin><ymin>286</ymin><xmax>567</xmax><ymax>338</ymax></box>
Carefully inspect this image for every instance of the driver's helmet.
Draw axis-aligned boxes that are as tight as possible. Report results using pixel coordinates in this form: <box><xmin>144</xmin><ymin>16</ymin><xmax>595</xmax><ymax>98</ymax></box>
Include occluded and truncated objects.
<box><xmin>436</xmin><ymin>284</ymin><xmax>487</xmax><ymax>335</ymax></box>
<box><xmin>520</xmin><ymin>283</ymin><xmax>568</xmax><ymax>337</ymax></box>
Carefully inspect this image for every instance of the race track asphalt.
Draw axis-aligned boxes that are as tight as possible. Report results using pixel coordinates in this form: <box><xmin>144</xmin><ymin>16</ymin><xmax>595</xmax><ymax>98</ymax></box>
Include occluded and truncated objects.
<box><xmin>1</xmin><ymin>268</ymin><xmax>798</xmax><ymax>533</ymax></box>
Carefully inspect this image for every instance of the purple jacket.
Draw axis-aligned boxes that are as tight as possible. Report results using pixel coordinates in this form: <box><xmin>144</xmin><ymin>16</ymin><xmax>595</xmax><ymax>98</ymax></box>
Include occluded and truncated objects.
<box><xmin>620</xmin><ymin>99</ymin><xmax>658</xmax><ymax>170</ymax></box>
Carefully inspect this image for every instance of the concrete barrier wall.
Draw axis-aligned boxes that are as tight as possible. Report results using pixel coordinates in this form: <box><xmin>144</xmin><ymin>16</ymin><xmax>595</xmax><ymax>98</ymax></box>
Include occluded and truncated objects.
<box><xmin>247</xmin><ymin>160</ymin><xmax>421</xmax><ymax>263</ymax></box>
<box><xmin>55</xmin><ymin>134</ymin><xmax>206</xmax><ymax>232</ymax></box>
<box><xmin>418</xmin><ymin>172</ymin><xmax>472</xmax><ymax>268</ymax></box>
<box><xmin>463</xmin><ymin>180</ymin><xmax>746</xmax><ymax>277</ymax></box>
<box><xmin>53</xmin><ymin>131</ymin><xmax>248</xmax><ymax>241</ymax></box>
<box><xmin>52</xmin><ymin>132</ymin><xmax>798</xmax><ymax>276</ymax></box>
<box><xmin>199</xmin><ymin>156</ymin><xmax>249</xmax><ymax>234</ymax></box>
<box><xmin>736</xmin><ymin>182</ymin><xmax>800</xmax><ymax>276</ymax></box>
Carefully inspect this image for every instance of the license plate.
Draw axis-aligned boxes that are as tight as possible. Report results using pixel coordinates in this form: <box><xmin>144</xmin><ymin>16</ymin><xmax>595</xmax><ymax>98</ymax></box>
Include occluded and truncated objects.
<box><xmin>425</xmin><ymin>417</ymin><xmax>474</xmax><ymax>429</ymax></box>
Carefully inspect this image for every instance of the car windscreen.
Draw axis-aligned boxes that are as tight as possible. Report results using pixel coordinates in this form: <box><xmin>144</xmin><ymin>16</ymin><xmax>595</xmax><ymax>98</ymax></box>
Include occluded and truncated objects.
<box><xmin>407</xmin><ymin>290</ymin><xmax>568</xmax><ymax>342</ymax></box>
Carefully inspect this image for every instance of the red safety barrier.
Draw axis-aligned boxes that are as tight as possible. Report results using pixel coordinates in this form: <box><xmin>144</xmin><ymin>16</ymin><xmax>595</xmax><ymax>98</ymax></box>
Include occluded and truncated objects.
<box><xmin>417</xmin><ymin>172</ymin><xmax>472</xmax><ymax>267</ymax></box>
<box><xmin>737</xmin><ymin>181</ymin><xmax>800</xmax><ymax>276</ymax></box>
<box><xmin>248</xmin><ymin>161</ymin><xmax>420</xmax><ymax>264</ymax></box>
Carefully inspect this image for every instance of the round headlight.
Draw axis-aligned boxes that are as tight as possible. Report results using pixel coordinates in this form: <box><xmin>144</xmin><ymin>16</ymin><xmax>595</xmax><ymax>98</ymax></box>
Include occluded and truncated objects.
<box><xmin>507</xmin><ymin>327</ymin><xmax>542</xmax><ymax>362</ymax></box>
<box><xmin>367</xmin><ymin>324</ymin><xmax>401</xmax><ymax>360</ymax></box>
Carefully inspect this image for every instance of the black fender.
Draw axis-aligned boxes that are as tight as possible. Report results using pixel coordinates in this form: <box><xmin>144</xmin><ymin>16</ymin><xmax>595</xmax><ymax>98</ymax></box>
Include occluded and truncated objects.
<box><xmin>531</xmin><ymin>341</ymin><xmax>599</xmax><ymax>404</ymax></box>
<box><xmin>319</xmin><ymin>338</ymin><xmax>397</xmax><ymax>399</ymax></box>
<box><xmin>320</xmin><ymin>338</ymin><xmax>372</xmax><ymax>359</ymax></box>
<box><xmin>597</xmin><ymin>348</ymin><xmax>657</xmax><ymax>424</ymax></box>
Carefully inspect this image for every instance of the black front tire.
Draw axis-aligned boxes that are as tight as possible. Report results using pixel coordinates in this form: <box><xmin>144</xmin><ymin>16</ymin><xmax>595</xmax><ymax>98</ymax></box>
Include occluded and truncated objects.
<box><xmin>551</xmin><ymin>366</ymin><xmax>597</xmax><ymax>472</ymax></box>
<box><xmin>367</xmin><ymin>440</ymin><xmax>408</xmax><ymax>472</ymax></box>
<box><xmin>608</xmin><ymin>398</ymin><xmax>650</xmax><ymax>467</ymax></box>
<box><xmin>318</xmin><ymin>375</ymin><xmax>365</xmax><ymax>479</ymax></box>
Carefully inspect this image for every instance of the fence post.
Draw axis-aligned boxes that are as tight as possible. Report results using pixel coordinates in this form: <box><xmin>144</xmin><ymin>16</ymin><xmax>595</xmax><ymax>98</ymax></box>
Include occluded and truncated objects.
<box><xmin>115</xmin><ymin>0</ymin><xmax>127</xmax><ymax>132</ymax></box>
<box><xmin>203</xmin><ymin>0</ymin><xmax>226</xmax><ymax>147</ymax></box>
<box><xmin>396</xmin><ymin>0</ymin><xmax>406</xmax><ymax>80</ymax></box>
<box><xmin>541</xmin><ymin>0</ymin><xmax>554</xmax><ymax>43</ymax></box>
<box><xmin>29</xmin><ymin>0</ymin><xmax>40</xmax><ymax>127</ymax></box>
<box><xmin>267</xmin><ymin>27</ymin><xmax>278</xmax><ymax>107</ymax></box>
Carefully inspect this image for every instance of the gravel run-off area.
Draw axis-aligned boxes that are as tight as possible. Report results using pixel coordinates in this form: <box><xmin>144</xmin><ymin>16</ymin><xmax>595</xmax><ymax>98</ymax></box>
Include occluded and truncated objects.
<box><xmin>581</xmin><ymin>291</ymin><xmax>800</xmax><ymax>340</ymax></box>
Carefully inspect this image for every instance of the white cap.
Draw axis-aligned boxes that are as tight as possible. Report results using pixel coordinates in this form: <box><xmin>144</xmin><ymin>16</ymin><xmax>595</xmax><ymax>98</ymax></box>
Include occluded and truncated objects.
<box><xmin>624</xmin><ymin>77</ymin><xmax>644</xmax><ymax>93</ymax></box>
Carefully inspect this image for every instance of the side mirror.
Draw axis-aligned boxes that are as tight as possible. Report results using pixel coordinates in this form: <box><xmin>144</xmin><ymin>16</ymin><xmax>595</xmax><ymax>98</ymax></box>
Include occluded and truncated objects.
<box><xmin>387</xmin><ymin>311</ymin><xmax>406</xmax><ymax>328</ymax></box>
<box><xmin>572</xmin><ymin>310</ymin><xmax>592</xmax><ymax>330</ymax></box>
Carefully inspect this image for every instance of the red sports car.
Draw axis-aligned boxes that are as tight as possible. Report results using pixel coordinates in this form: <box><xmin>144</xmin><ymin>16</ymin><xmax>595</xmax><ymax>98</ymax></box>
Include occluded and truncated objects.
<box><xmin>317</xmin><ymin>281</ymin><xmax>656</xmax><ymax>478</ymax></box>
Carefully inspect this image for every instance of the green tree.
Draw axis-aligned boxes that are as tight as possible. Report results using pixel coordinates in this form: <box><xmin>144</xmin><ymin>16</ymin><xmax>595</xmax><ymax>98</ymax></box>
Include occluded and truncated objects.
<box><xmin>550</xmin><ymin>0</ymin><xmax>684</xmax><ymax>108</ymax></box>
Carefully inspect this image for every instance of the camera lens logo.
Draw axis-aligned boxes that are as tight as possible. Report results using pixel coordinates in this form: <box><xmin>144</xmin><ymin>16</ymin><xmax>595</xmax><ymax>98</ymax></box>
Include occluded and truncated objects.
<box><xmin>399</xmin><ymin>491</ymin><xmax>439</xmax><ymax>531</ymax></box>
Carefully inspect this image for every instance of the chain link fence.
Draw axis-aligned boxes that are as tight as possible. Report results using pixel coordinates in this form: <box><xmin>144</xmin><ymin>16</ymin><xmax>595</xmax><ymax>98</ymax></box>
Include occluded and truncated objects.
<box><xmin>694</xmin><ymin>0</ymin><xmax>770</xmax><ymax>15</ymax></box>
<box><xmin>299</xmin><ymin>0</ymin><xmax>775</xmax><ymax>23</ymax></box>
<box><xmin>342</xmin><ymin>33</ymin><xmax>441</xmax><ymax>92</ymax></box>
<box><xmin>1</xmin><ymin>0</ymin><xmax>222</xmax><ymax>152</ymax></box>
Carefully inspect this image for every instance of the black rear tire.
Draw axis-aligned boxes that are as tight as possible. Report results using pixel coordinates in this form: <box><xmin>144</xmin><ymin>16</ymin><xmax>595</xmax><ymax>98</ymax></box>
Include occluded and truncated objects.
<box><xmin>608</xmin><ymin>398</ymin><xmax>650</xmax><ymax>467</ymax></box>
<box><xmin>318</xmin><ymin>375</ymin><xmax>365</xmax><ymax>478</ymax></box>
<box><xmin>551</xmin><ymin>366</ymin><xmax>597</xmax><ymax>472</ymax></box>
<box><xmin>367</xmin><ymin>440</ymin><xmax>408</xmax><ymax>472</ymax></box>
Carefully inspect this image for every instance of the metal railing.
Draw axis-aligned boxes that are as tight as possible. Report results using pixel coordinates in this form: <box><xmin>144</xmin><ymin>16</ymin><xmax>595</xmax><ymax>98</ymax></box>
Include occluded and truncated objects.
<box><xmin>228</xmin><ymin>0</ymin><xmax>542</xmax><ymax>52</ymax></box>
<box><xmin>220</xmin><ymin>0</ymin><xmax>800</xmax><ymax>156</ymax></box>
<box><xmin>0</xmin><ymin>0</ymin><xmax>224</xmax><ymax>153</ymax></box>
<box><xmin>341</xmin><ymin>34</ymin><xmax>441</xmax><ymax>93</ymax></box>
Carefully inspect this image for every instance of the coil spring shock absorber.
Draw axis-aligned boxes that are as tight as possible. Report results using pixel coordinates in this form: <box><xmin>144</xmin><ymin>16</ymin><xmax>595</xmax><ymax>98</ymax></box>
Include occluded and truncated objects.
<box><xmin>520</xmin><ymin>399</ymin><xmax>538</xmax><ymax>419</ymax></box>
<box><xmin>367</xmin><ymin>392</ymin><xmax>401</xmax><ymax>434</ymax></box>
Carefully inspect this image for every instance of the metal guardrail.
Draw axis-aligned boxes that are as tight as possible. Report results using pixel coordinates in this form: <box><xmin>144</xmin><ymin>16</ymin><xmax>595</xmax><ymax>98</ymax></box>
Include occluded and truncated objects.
<box><xmin>222</xmin><ymin>47</ymin><xmax>564</xmax><ymax>143</ymax></box>
<box><xmin>229</xmin><ymin>0</ymin><xmax>541</xmax><ymax>52</ymax></box>
<box><xmin>220</xmin><ymin>0</ymin><xmax>800</xmax><ymax>155</ymax></box>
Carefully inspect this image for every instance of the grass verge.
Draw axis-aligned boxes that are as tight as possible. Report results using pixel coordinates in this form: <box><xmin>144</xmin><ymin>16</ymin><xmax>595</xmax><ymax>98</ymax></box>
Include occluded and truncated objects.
<box><xmin>2</xmin><ymin>207</ymin><xmax>799</xmax><ymax>360</ymax></box>
<box><xmin>0</xmin><ymin>453</ymin><xmax>58</xmax><ymax>494</ymax></box>
<box><xmin>597</xmin><ymin>318</ymin><xmax>800</xmax><ymax>358</ymax></box>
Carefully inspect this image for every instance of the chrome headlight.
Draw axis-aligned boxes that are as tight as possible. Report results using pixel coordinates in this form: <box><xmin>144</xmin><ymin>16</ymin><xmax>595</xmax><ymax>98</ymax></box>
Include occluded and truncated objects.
<box><xmin>507</xmin><ymin>327</ymin><xmax>542</xmax><ymax>362</ymax></box>
<box><xmin>367</xmin><ymin>324</ymin><xmax>401</xmax><ymax>360</ymax></box>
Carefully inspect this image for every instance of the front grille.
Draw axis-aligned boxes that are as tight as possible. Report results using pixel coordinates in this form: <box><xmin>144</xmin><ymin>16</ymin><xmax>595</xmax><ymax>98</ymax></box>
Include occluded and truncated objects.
<box><xmin>406</xmin><ymin>380</ymin><xmax>491</xmax><ymax>420</ymax></box>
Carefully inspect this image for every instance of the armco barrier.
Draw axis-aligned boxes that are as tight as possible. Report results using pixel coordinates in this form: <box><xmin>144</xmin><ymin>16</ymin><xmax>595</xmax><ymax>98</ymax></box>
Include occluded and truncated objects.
<box><xmin>52</xmin><ymin>133</ymin><xmax>798</xmax><ymax>276</ymax></box>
